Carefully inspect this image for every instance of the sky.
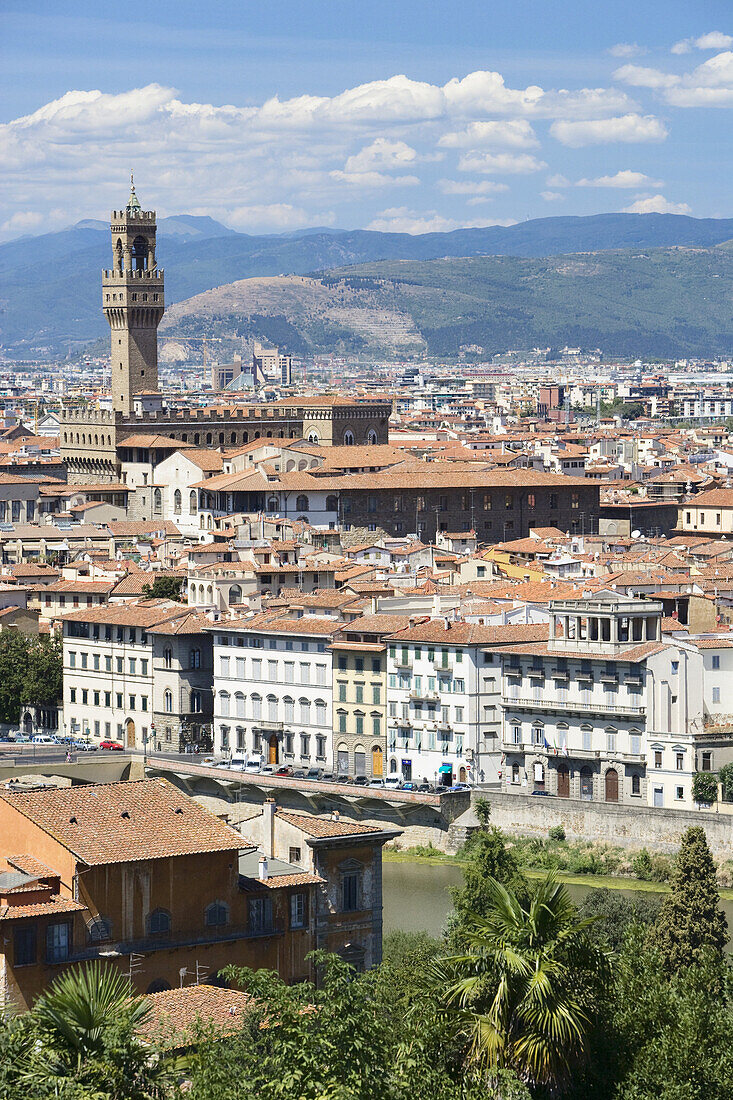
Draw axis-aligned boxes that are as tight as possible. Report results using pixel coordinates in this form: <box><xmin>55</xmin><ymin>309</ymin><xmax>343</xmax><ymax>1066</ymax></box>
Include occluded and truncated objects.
<box><xmin>1</xmin><ymin>0</ymin><xmax>732</xmax><ymax>240</ymax></box>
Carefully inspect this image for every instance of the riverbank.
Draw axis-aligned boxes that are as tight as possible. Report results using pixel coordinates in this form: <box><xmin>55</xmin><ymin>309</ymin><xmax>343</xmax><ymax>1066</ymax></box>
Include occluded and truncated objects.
<box><xmin>383</xmin><ymin>847</ymin><xmax>733</xmax><ymax>900</ymax></box>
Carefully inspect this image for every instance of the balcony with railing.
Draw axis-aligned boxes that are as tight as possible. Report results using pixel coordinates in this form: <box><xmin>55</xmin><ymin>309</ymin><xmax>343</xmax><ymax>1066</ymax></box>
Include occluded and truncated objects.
<box><xmin>55</xmin><ymin>921</ymin><xmax>285</xmax><ymax>964</ymax></box>
<box><xmin>505</xmin><ymin>695</ymin><xmax>645</xmax><ymax>717</ymax></box>
<box><xmin>410</xmin><ymin>688</ymin><xmax>440</xmax><ymax>702</ymax></box>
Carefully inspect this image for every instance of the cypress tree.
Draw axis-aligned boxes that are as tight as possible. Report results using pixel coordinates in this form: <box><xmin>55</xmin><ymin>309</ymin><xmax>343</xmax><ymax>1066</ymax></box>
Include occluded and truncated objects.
<box><xmin>654</xmin><ymin>826</ymin><xmax>727</xmax><ymax>972</ymax></box>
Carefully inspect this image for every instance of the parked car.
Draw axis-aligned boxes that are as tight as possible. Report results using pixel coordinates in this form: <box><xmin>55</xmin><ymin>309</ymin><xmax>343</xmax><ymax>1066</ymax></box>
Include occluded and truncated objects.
<box><xmin>275</xmin><ymin>765</ymin><xmax>293</xmax><ymax>777</ymax></box>
<box><xmin>368</xmin><ymin>777</ymin><xmax>385</xmax><ymax>788</ymax></box>
<box><xmin>417</xmin><ymin>781</ymin><xmax>434</xmax><ymax>793</ymax></box>
<box><xmin>384</xmin><ymin>776</ymin><xmax>401</xmax><ymax>790</ymax></box>
<box><xmin>320</xmin><ymin>771</ymin><xmax>336</xmax><ymax>783</ymax></box>
<box><xmin>305</xmin><ymin>767</ymin><xmax>323</xmax><ymax>781</ymax></box>
<box><xmin>531</xmin><ymin>789</ymin><xmax>552</xmax><ymax>796</ymax></box>
<box><xmin>99</xmin><ymin>740</ymin><xmax>124</xmax><ymax>751</ymax></box>
<box><xmin>244</xmin><ymin>759</ymin><xmax>262</xmax><ymax>774</ymax></box>
<box><xmin>448</xmin><ymin>783</ymin><xmax>470</xmax><ymax>792</ymax></box>
<box><xmin>353</xmin><ymin>775</ymin><xmax>369</xmax><ymax>786</ymax></box>
<box><xmin>292</xmin><ymin>768</ymin><xmax>307</xmax><ymax>779</ymax></box>
<box><xmin>399</xmin><ymin>781</ymin><xmax>418</xmax><ymax>791</ymax></box>
<box><xmin>335</xmin><ymin>772</ymin><xmax>351</xmax><ymax>784</ymax></box>
<box><xmin>14</xmin><ymin>734</ymin><xmax>31</xmax><ymax>744</ymax></box>
<box><xmin>259</xmin><ymin>764</ymin><xmax>276</xmax><ymax>776</ymax></box>
<box><xmin>72</xmin><ymin>740</ymin><xmax>97</xmax><ymax>752</ymax></box>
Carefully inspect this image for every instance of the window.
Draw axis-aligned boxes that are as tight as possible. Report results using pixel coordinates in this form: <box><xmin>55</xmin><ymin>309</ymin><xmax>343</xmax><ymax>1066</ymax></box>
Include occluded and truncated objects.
<box><xmin>147</xmin><ymin>909</ymin><xmax>171</xmax><ymax>935</ymax></box>
<box><xmin>702</xmin><ymin>751</ymin><xmax>713</xmax><ymax>771</ymax></box>
<box><xmin>631</xmin><ymin>773</ymin><xmax>641</xmax><ymax>796</ymax></box>
<box><xmin>173</xmin><ymin>489</ymin><xmax>182</xmax><ymax>514</ymax></box>
<box><xmin>128</xmin><ymin>695</ymin><xmax>136</xmax><ymax>711</ymax></box>
<box><xmin>205</xmin><ymin>901</ymin><xmax>229</xmax><ymax>927</ymax></box>
<box><xmin>46</xmin><ymin>922</ymin><xmax>70</xmax><ymax>962</ymax></box>
<box><xmin>164</xmin><ymin>690</ymin><xmax>173</xmax><ymax>713</ymax></box>
<box><xmin>14</xmin><ymin>924</ymin><xmax>37</xmax><ymax>966</ymax></box>
<box><xmin>676</xmin><ymin>752</ymin><xmax>684</xmax><ymax>771</ymax></box>
<box><xmin>290</xmin><ymin>892</ymin><xmax>307</xmax><ymax>929</ymax></box>
<box><xmin>289</xmin><ymin>846</ymin><xmax>302</xmax><ymax>864</ymax></box>
<box><xmin>341</xmin><ymin>871</ymin><xmax>360</xmax><ymax>912</ymax></box>
<box><xmin>190</xmin><ymin>648</ymin><xmax>201</xmax><ymax>669</ymax></box>
<box><xmin>164</xmin><ymin>648</ymin><xmax>172</xmax><ymax>669</ymax></box>
<box><xmin>654</xmin><ymin>750</ymin><xmax>662</xmax><ymax>769</ymax></box>
<box><xmin>712</xmin><ymin>655</ymin><xmax>720</xmax><ymax>670</ymax></box>
<box><xmin>88</xmin><ymin>917</ymin><xmax>112</xmax><ymax>943</ymax></box>
<box><xmin>248</xmin><ymin>896</ymin><xmax>273</xmax><ymax>935</ymax></box>
<box><xmin>713</xmin><ymin>687</ymin><xmax>721</xmax><ymax>704</ymax></box>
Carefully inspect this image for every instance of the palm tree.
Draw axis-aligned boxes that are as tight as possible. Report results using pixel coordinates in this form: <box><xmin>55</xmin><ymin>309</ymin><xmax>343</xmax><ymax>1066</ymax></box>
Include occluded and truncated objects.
<box><xmin>429</xmin><ymin>874</ymin><xmax>611</xmax><ymax>1095</ymax></box>
<box><xmin>18</xmin><ymin>962</ymin><xmax>172</xmax><ymax>1098</ymax></box>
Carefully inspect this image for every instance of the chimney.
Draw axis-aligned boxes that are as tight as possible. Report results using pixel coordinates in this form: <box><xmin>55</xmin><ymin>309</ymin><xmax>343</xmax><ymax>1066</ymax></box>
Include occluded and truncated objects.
<box><xmin>258</xmin><ymin>856</ymin><xmax>269</xmax><ymax>881</ymax></box>
<box><xmin>262</xmin><ymin>797</ymin><xmax>276</xmax><ymax>858</ymax></box>
<box><xmin>331</xmin><ymin>809</ymin><xmax>340</xmax><ymax>822</ymax></box>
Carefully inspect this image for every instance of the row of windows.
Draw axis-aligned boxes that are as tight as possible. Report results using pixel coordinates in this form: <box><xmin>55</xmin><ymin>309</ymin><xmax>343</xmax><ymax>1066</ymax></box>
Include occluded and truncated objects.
<box><xmin>336</xmin><ymin>712</ymin><xmax>382</xmax><ymax>736</ymax></box>
<box><xmin>69</xmin><ymin>687</ymin><xmax>149</xmax><ymax>711</ymax></box>
<box><xmin>389</xmin><ymin>645</ymin><xmax>466</xmax><ymax>664</ymax></box>
<box><xmin>337</xmin><ymin>682</ymin><xmax>381</xmax><ymax>704</ymax></box>
<box><xmin>69</xmin><ymin>652</ymin><xmax>149</xmax><ymax>675</ymax></box>
<box><xmin>343</xmin><ymin>491</ymin><xmax>564</xmax><ymax>514</ymax></box>
<box><xmin>218</xmin><ymin>693</ymin><xmax>327</xmax><ymax>722</ymax></box>
<box><xmin>66</xmin><ymin>624</ymin><xmax>149</xmax><ymax>643</ymax></box>
<box><xmin>220</xmin><ymin>728</ymin><xmax>328</xmax><ymax>759</ymax></box>
<box><xmin>390</xmin><ymin>674</ymin><xmax>466</xmax><ymax>694</ymax></box>
<box><xmin>219</xmin><ymin>656</ymin><xmax>329</xmax><ymax>681</ymax></box>
<box><xmin>389</xmin><ymin>701</ymin><xmax>465</xmax><ymax>723</ymax></box>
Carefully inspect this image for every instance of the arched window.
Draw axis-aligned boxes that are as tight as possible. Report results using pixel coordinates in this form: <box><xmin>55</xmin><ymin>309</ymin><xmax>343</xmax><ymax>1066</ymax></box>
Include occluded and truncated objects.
<box><xmin>146</xmin><ymin>979</ymin><xmax>171</xmax><ymax>994</ymax></box>
<box><xmin>315</xmin><ymin>699</ymin><xmax>327</xmax><ymax>725</ymax></box>
<box><xmin>631</xmin><ymin>773</ymin><xmax>641</xmax><ymax>795</ymax></box>
<box><xmin>299</xmin><ymin>698</ymin><xmax>311</xmax><ymax>724</ymax></box>
<box><xmin>267</xmin><ymin>497</ymin><xmax>279</xmax><ymax>512</ymax></box>
<box><xmin>229</xmin><ymin>584</ymin><xmax>242</xmax><ymax>604</ymax></box>
<box><xmin>132</xmin><ymin>235</ymin><xmax>148</xmax><ymax>272</ymax></box>
<box><xmin>326</xmin><ymin>495</ymin><xmax>338</xmax><ymax>512</ymax></box>
<box><xmin>194</xmin><ymin>433</ymin><xmax>200</xmax><ymax>445</ymax></box>
<box><xmin>343</xmin><ymin>429</ymin><xmax>355</xmax><ymax>445</ymax></box>
<box><xmin>164</xmin><ymin>648</ymin><xmax>172</xmax><ymax>668</ymax></box>
<box><xmin>189</xmin><ymin>490</ymin><xmax>197</xmax><ymax>515</ymax></box>
<box><xmin>206</xmin><ymin>433</ymin><xmax>213</xmax><ymax>445</ymax></box>
<box><xmin>296</xmin><ymin>495</ymin><xmax>309</xmax><ymax>513</ymax></box>
<box><xmin>235</xmin><ymin>692</ymin><xmax>245</xmax><ymax>718</ymax></box>
<box><xmin>147</xmin><ymin>908</ymin><xmax>171</xmax><ymax>935</ymax></box>
<box><xmin>87</xmin><ymin>917</ymin><xmax>112</xmax><ymax>942</ymax></box>
<box><xmin>220</xmin><ymin>691</ymin><xmax>230</xmax><ymax>717</ymax></box>
<box><xmin>251</xmin><ymin>694</ymin><xmax>262</xmax><ymax>720</ymax></box>
<box><xmin>205</xmin><ymin>901</ymin><xmax>229</xmax><ymax>927</ymax></box>
<box><xmin>153</xmin><ymin>488</ymin><xmax>162</xmax><ymax>515</ymax></box>
<box><xmin>231</xmin><ymin>432</ymin><xmax>237</xmax><ymax>444</ymax></box>
<box><xmin>366</xmin><ymin>429</ymin><xmax>378</xmax><ymax>445</ymax></box>
<box><xmin>164</xmin><ymin>690</ymin><xmax>173</xmax><ymax>713</ymax></box>
<box><xmin>307</xmin><ymin>430</ymin><xmax>320</xmax><ymax>444</ymax></box>
<box><xmin>390</xmin><ymin>757</ymin><xmax>398</xmax><ymax>773</ymax></box>
<box><xmin>283</xmin><ymin>696</ymin><xmax>294</xmax><ymax>722</ymax></box>
<box><xmin>173</xmin><ymin>489</ymin><xmax>182</xmax><ymax>515</ymax></box>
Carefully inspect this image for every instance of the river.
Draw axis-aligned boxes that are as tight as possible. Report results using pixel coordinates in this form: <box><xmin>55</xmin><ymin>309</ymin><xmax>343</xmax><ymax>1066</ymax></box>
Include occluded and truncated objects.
<box><xmin>383</xmin><ymin>861</ymin><xmax>733</xmax><ymax>944</ymax></box>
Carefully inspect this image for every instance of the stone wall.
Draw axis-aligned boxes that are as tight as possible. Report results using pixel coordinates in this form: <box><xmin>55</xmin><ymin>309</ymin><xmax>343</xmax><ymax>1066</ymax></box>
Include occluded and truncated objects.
<box><xmin>481</xmin><ymin>789</ymin><xmax>733</xmax><ymax>855</ymax></box>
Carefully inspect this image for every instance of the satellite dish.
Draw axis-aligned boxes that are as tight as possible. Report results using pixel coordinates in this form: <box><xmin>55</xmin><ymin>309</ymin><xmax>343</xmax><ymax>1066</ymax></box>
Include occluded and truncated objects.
<box><xmin>631</xmin><ymin>530</ymin><xmax>641</xmax><ymax>539</ymax></box>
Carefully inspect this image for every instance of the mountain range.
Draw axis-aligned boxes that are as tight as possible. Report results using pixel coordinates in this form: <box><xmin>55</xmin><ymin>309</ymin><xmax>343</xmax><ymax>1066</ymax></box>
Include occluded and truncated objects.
<box><xmin>1</xmin><ymin>212</ymin><xmax>732</xmax><ymax>357</ymax></box>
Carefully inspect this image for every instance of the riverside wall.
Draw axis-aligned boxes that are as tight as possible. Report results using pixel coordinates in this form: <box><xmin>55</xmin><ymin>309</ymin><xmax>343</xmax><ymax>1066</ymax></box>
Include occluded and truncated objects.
<box><xmin>481</xmin><ymin>790</ymin><xmax>733</xmax><ymax>855</ymax></box>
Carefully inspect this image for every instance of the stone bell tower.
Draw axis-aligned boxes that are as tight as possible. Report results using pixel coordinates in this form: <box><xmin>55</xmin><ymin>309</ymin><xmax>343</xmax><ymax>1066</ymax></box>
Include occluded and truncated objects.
<box><xmin>102</xmin><ymin>175</ymin><xmax>165</xmax><ymax>415</ymax></box>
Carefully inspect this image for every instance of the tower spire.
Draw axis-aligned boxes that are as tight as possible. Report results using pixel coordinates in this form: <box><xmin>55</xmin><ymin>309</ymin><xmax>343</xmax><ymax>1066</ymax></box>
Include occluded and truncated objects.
<box><xmin>127</xmin><ymin>170</ymin><xmax>141</xmax><ymax>212</ymax></box>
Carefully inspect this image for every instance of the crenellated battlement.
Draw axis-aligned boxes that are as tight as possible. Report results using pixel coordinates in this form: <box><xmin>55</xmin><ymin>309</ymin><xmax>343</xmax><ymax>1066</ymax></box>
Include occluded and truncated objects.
<box><xmin>111</xmin><ymin>209</ymin><xmax>156</xmax><ymax>221</ymax></box>
<box><xmin>102</xmin><ymin>268</ymin><xmax>165</xmax><ymax>280</ymax></box>
<box><xmin>62</xmin><ymin>406</ymin><xmax>119</xmax><ymax>424</ymax></box>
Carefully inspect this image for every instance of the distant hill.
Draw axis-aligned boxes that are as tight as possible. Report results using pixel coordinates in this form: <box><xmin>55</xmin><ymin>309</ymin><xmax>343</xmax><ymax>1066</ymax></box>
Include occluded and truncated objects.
<box><xmin>160</xmin><ymin>245</ymin><xmax>733</xmax><ymax>359</ymax></box>
<box><xmin>1</xmin><ymin>212</ymin><xmax>733</xmax><ymax>355</ymax></box>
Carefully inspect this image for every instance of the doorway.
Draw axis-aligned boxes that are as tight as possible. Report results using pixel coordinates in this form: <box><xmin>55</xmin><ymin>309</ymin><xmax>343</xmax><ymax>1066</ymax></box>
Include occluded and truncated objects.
<box><xmin>125</xmin><ymin>719</ymin><xmax>135</xmax><ymax>749</ymax></box>
<box><xmin>653</xmin><ymin>786</ymin><xmax>664</xmax><ymax>808</ymax></box>
<box><xmin>268</xmin><ymin>734</ymin><xmax>278</xmax><ymax>766</ymax></box>
<box><xmin>580</xmin><ymin>766</ymin><xmax>593</xmax><ymax>801</ymax></box>
<box><xmin>371</xmin><ymin>746</ymin><xmax>383</xmax><ymax>777</ymax></box>
<box><xmin>605</xmin><ymin>768</ymin><xmax>619</xmax><ymax>802</ymax></box>
<box><xmin>557</xmin><ymin>764</ymin><xmax>570</xmax><ymax>798</ymax></box>
<box><xmin>459</xmin><ymin>766</ymin><xmax>467</xmax><ymax>783</ymax></box>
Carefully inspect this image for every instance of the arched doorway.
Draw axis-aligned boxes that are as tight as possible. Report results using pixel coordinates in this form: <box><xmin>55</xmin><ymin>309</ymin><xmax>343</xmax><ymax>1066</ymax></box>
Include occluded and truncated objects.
<box><xmin>459</xmin><ymin>766</ymin><xmax>467</xmax><ymax>783</ymax></box>
<box><xmin>580</xmin><ymin>766</ymin><xmax>594</xmax><ymax>801</ymax></box>
<box><xmin>23</xmin><ymin>712</ymin><xmax>33</xmax><ymax>736</ymax></box>
<box><xmin>557</xmin><ymin>764</ymin><xmax>570</xmax><ymax>798</ymax></box>
<box><xmin>605</xmin><ymin>768</ymin><xmax>619</xmax><ymax>802</ymax></box>
<box><xmin>371</xmin><ymin>745</ymin><xmax>383</xmax><ymax>777</ymax></box>
<box><xmin>125</xmin><ymin>718</ymin><xmax>135</xmax><ymax>749</ymax></box>
<box><xmin>268</xmin><ymin>734</ymin><xmax>278</xmax><ymax>766</ymax></box>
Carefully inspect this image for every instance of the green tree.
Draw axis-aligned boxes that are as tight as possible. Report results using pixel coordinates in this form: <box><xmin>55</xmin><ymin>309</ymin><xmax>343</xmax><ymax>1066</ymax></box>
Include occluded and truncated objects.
<box><xmin>576</xmin><ymin>887</ymin><xmax>661</xmax><ymax>953</ymax></box>
<box><xmin>654</xmin><ymin>826</ymin><xmax>727</xmax><ymax>972</ymax></box>
<box><xmin>14</xmin><ymin>961</ymin><xmax>172</xmax><ymax>1099</ymax></box>
<box><xmin>691</xmin><ymin>771</ymin><xmax>717</xmax><ymax>804</ymax></box>
<box><xmin>432</xmin><ymin>875</ymin><xmax>611</xmax><ymax>1095</ymax></box>
<box><xmin>23</xmin><ymin>633</ymin><xmax>63</xmax><ymax>707</ymax></box>
<box><xmin>142</xmin><ymin>575</ymin><xmax>184</xmax><ymax>601</ymax></box>
<box><xmin>449</xmin><ymin>825</ymin><xmax>526</xmax><ymax>942</ymax></box>
<box><xmin>719</xmin><ymin>762</ymin><xmax>733</xmax><ymax>802</ymax></box>
<box><xmin>0</xmin><ymin>631</ymin><xmax>31</xmax><ymax>723</ymax></box>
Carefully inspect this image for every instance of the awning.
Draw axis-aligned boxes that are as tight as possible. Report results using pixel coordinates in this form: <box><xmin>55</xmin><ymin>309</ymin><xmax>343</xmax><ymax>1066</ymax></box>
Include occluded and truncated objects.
<box><xmin>439</xmin><ymin>764</ymin><xmax>453</xmax><ymax>774</ymax></box>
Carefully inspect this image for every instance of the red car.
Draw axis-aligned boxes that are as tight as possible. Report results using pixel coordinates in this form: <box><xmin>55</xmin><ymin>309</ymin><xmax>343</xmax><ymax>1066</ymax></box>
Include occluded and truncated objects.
<box><xmin>275</xmin><ymin>766</ymin><xmax>293</xmax><ymax>777</ymax></box>
<box><xmin>99</xmin><ymin>740</ymin><xmax>124</xmax><ymax>751</ymax></box>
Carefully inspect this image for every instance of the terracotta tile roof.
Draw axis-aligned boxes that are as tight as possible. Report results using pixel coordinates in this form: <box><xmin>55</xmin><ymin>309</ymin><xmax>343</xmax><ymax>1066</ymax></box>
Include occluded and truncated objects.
<box><xmin>389</xmin><ymin>621</ymin><xmax>550</xmax><ymax>645</ymax></box>
<box><xmin>487</xmin><ymin>640</ymin><xmax>666</xmax><ymax>662</ymax></box>
<box><xmin>0</xmin><ymin>779</ymin><xmax>251</xmax><ymax>866</ymax></box>
<box><xmin>177</xmin><ymin>448</ymin><xmax>225</xmax><ymax>471</ymax></box>
<box><xmin>0</xmin><ymin>895</ymin><xmax>87</xmax><ymax>921</ymax></box>
<box><xmin>139</xmin><ymin>985</ymin><xmax>254</xmax><ymax>1046</ymax></box>
<box><xmin>6</xmin><ymin>854</ymin><xmax>59</xmax><ymax>879</ymax></box>
<box><xmin>275</xmin><ymin>809</ymin><xmax>387</xmax><ymax>838</ymax></box>
<box><xmin>117</xmin><ymin>434</ymin><xmax>195</xmax><ymax>449</ymax></box>
<box><xmin>58</xmin><ymin>599</ymin><xmax>193</xmax><ymax>629</ymax></box>
<box><xmin>111</xmin><ymin>572</ymin><xmax>184</xmax><ymax>597</ymax></box>
<box><xmin>255</xmin><ymin>871</ymin><xmax>324</xmax><ymax>889</ymax></box>
<box><xmin>107</xmin><ymin>521</ymin><xmax>183</xmax><ymax>537</ymax></box>
<box><xmin>689</xmin><ymin>637</ymin><xmax>733</xmax><ymax>648</ymax></box>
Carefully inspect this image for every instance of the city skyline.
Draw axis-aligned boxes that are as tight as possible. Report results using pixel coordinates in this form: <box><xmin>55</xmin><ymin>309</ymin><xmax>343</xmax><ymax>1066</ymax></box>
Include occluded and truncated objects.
<box><xmin>1</xmin><ymin>0</ymin><xmax>732</xmax><ymax>241</ymax></box>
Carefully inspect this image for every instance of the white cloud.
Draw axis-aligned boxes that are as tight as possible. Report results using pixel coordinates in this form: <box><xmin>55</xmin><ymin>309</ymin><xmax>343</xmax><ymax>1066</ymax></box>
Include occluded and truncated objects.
<box><xmin>344</xmin><ymin>138</ymin><xmax>419</xmax><ymax>172</ymax></box>
<box><xmin>609</xmin><ymin>43</ymin><xmax>647</xmax><ymax>58</ymax></box>
<box><xmin>437</xmin><ymin>179</ymin><xmax>509</xmax><ymax>196</ymax></box>
<box><xmin>672</xmin><ymin>31</ymin><xmax>733</xmax><ymax>54</ymax></box>
<box><xmin>438</xmin><ymin>119</ymin><xmax>538</xmax><ymax>148</ymax></box>
<box><xmin>226</xmin><ymin>204</ymin><xmax>336</xmax><ymax>231</ymax></box>
<box><xmin>366</xmin><ymin>206</ymin><xmax>515</xmax><ymax>233</ymax></box>
<box><xmin>616</xmin><ymin>49</ymin><xmax>733</xmax><ymax>107</ymax></box>
<box><xmin>330</xmin><ymin>170</ymin><xmax>419</xmax><ymax>188</ymax></box>
<box><xmin>540</xmin><ymin>191</ymin><xmax>564</xmax><ymax>201</ymax></box>
<box><xmin>550</xmin><ymin>113</ymin><xmax>668</xmax><ymax>147</ymax></box>
<box><xmin>622</xmin><ymin>194</ymin><xmax>691</xmax><ymax>214</ymax></box>
<box><xmin>612</xmin><ymin>64</ymin><xmax>679</xmax><ymax>89</ymax></box>
<box><xmin>458</xmin><ymin>151</ymin><xmax>546</xmax><ymax>174</ymax></box>
<box><xmin>576</xmin><ymin>170</ymin><xmax>664</xmax><ymax>188</ymax></box>
<box><xmin>546</xmin><ymin>173</ymin><xmax>571</xmax><ymax>187</ymax></box>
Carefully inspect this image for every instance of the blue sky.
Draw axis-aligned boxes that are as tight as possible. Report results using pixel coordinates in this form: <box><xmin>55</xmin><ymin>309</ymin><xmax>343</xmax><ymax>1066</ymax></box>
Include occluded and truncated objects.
<box><xmin>1</xmin><ymin>1</ymin><xmax>732</xmax><ymax>239</ymax></box>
